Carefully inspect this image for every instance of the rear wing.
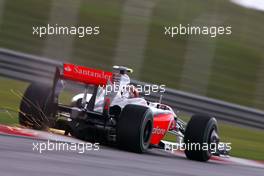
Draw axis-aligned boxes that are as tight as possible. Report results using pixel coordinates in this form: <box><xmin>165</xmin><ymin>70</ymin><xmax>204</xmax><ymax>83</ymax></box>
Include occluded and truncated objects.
<box><xmin>51</xmin><ymin>63</ymin><xmax>113</xmax><ymax>112</ymax></box>
<box><xmin>63</xmin><ymin>63</ymin><xmax>113</xmax><ymax>86</ymax></box>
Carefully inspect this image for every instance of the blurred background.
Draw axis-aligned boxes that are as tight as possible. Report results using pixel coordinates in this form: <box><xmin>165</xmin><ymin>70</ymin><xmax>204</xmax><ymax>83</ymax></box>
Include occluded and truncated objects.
<box><xmin>0</xmin><ymin>0</ymin><xmax>263</xmax><ymax>160</ymax></box>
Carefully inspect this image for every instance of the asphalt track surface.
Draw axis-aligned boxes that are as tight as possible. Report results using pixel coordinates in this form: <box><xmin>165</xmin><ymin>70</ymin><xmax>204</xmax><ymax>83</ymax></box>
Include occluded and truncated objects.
<box><xmin>0</xmin><ymin>135</ymin><xmax>263</xmax><ymax>176</ymax></box>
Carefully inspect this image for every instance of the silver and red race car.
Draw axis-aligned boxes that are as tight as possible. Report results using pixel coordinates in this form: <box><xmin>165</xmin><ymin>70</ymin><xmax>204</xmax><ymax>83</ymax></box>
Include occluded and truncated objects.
<box><xmin>19</xmin><ymin>63</ymin><xmax>229</xmax><ymax>161</ymax></box>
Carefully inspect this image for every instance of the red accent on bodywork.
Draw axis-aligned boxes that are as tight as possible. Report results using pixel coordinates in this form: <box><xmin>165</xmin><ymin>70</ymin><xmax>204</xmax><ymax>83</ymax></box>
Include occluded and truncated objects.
<box><xmin>63</xmin><ymin>63</ymin><xmax>113</xmax><ymax>86</ymax></box>
<box><xmin>104</xmin><ymin>98</ymin><xmax>110</xmax><ymax>111</ymax></box>
<box><xmin>150</xmin><ymin>113</ymin><xmax>174</xmax><ymax>145</ymax></box>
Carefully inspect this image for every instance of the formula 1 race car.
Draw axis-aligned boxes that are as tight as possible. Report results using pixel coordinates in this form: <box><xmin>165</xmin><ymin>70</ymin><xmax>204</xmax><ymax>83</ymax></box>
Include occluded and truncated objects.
<box><xmin>19</xmin><ymin>63</ymin><xmax>229</xmax><ymax>161</ymax></box>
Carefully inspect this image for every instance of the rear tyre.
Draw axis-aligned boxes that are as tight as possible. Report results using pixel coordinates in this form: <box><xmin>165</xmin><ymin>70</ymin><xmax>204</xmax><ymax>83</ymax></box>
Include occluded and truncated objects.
<box><xmin>19</xmin><ymin>83</ymin><xmax>57</xmax><ymax>130</ymax></box>
<box><xmin>184</xmin><ymin>114</ymin><xmax>218</xmax><ymax>161</ymax></box>
<box><xmin>117</xmin><ymin>104</ymin><xmax>153</xmax><ymax>153</ymax></box>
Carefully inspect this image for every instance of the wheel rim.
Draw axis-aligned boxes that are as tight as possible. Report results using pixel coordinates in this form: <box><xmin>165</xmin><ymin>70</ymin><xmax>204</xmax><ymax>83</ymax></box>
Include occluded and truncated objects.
<box><xmin>210</xmin><ymin>129</ymin><xmax>219</xmax><ymax>143</ymax></box>
<box><xmin>143</xmin><ymin>120</ymin><xmax>152</xmax><ymax>144</ymax></box>
<box><xmin>208</xmin><ymin>126</ymin><xmax>219</xmax><ymax>154</ymax></box>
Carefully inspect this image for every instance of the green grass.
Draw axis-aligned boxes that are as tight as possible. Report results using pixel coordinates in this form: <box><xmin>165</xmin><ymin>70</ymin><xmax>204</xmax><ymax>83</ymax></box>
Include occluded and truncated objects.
<box><xmin>0</xmin><ymin>77</ymin><xmax>263</xmax><ymax>160</ymax></box>
<box><xmin>219</xmin><ymin>123</ymin><xmax>264</xmax><ymax>161</ymax></box>
<box><xmin>0</xmin><ymin>78</ymin><xmax>28</xmax><ymax>124</ymax></box>
<box><xmin>0</xmin><ymin>0</ymin><xmax>51</xmax><ymax>54</ymax></box>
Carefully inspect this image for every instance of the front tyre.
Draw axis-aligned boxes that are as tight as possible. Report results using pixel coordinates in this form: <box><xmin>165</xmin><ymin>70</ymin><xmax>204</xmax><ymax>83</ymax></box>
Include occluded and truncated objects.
<box><xmin>117</xmin><ymin>104</ymin><xmax>153</xmax><ymax>153</ymax></box>
<box><xmin>184</xmin><ymin>114</ymin><xmax>219</xmax><ymax>161</ymax></box>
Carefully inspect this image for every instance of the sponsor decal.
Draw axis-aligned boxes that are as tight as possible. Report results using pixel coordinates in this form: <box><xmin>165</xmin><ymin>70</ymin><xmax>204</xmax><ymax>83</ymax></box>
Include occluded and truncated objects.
<box><xmin>64</xmin><ymin>66</ymin><xmax>72</xmax><ymax>72</ymax></box>
<box><xmin>72</xmin><ymin>66</ymin><xmax>111</xmax><ymax>80</ymax></box>
<box><xmin>152</xmin><ymin>126</ymin><xmax>166</xmax><ymax>135</ymax></box>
